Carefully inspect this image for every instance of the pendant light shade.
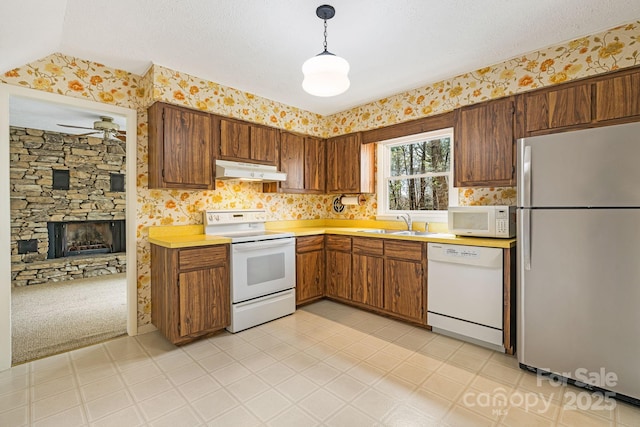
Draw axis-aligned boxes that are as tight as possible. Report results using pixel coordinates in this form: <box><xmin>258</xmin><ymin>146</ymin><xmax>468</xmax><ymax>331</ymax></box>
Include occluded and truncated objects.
<box><xmin>302</xmin><ymin>5</ymin><xmax>350</xmax><ymax>97</ymax></box>
<box><xmin>302</xmin><ymin>51</ymin><xmax>350</xmax><ymax>97</ymax></box>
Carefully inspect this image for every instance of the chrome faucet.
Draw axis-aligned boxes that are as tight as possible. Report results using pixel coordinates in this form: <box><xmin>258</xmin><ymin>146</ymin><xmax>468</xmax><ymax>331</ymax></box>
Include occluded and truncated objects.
<box><xmin>397</xmin><ymin>213</ymin><xmax>412</xmax><ymax>231</ymax></box>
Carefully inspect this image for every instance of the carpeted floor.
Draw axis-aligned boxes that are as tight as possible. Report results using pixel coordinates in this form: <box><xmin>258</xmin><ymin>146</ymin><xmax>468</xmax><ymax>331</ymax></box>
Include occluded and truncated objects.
<box><xmin>11</xmin><ymin>273</ymin><xmax>127</xmax><ymax>365</ymax></box>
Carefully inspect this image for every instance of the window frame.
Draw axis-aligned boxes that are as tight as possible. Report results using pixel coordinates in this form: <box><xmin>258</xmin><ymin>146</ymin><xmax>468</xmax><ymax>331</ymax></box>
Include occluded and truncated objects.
<box><xmin>376</xmin><ymin>127</ymin><xmax>456</xmax><ymax>223</ymax></box>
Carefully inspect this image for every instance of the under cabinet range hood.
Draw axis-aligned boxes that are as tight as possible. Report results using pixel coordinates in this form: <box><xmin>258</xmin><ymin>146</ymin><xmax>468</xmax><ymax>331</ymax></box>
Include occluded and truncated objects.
<box><xmin>215</xmin><ymin>160</ymin><xmax>287</xmax><ymax>182</ymax></box>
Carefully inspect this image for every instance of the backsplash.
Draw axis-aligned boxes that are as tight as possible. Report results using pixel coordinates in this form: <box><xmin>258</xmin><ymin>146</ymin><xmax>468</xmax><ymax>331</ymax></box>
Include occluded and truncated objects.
<box><xmin>458</xmin><ymin>187</ymin><xmax>517</xmax><ymax>206</ymax></box>
<box><xmin>2</xmin><ymin>20</ymin><xmax>638</xmax><ymax>326</ymax></box>
<box><xmin>140</xmin><ymin>184</ymin><xmax>376</xmax><ymax>225</ymax></box>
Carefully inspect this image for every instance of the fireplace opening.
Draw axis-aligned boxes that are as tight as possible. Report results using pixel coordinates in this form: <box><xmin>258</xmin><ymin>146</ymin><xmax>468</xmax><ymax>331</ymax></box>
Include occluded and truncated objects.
<box><xmin>47</xmin><ymin>220</ymin><xmax>126</xmax><ymax>259</ymax></box>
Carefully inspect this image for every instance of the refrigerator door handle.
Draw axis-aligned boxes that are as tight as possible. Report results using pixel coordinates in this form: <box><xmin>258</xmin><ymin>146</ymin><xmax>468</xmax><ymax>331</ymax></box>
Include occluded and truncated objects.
<box><xmin>523</xmin><ymin>209</ymin><xmax>531</xmax><ymax>270</ymax></box>
<box><xmin>523</xmin><ymin>145</ymin><xmax>532</xmax><ymax>207</ymax></box>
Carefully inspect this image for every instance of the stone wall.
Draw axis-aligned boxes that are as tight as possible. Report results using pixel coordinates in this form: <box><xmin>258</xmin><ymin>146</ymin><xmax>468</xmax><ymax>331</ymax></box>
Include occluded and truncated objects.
<box><xmin>10</xmin><ymin>126</ymin><xmax>126</xmax><ymax>286</ymax></box>
<box><xmin>11</xmin><ymin>254</ymin><xmax>127</xmax><ymax>287</ymax></box>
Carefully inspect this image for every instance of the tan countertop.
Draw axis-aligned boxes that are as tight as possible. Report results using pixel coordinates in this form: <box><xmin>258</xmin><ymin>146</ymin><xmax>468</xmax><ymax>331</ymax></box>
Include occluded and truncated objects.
<box><xmin>148</xmin><ymin>220</ymin><xmax>516</xmax><ymax>249</ymax></box>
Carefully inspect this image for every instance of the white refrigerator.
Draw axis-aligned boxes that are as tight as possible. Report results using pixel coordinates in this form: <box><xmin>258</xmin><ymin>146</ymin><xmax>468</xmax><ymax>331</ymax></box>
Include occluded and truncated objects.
<box><xmin>517</xmin><ymin>121</ymin><xmax>640</xmax><ymax>404</ymax></box>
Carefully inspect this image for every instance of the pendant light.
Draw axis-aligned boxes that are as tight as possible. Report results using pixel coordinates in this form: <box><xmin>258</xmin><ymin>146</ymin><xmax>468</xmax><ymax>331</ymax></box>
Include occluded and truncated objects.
<box><xmin>302</xmin><ymin>4</ymin><xmax>350</xmax><ymax>97</ymax></box>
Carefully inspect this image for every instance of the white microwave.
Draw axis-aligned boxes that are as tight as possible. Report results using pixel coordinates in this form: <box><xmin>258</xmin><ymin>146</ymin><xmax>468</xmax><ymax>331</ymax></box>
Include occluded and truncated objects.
<box><xmin>448</xmin><ymin>206</ymin><xmax>516</xmax><ymax>238</ymax></box>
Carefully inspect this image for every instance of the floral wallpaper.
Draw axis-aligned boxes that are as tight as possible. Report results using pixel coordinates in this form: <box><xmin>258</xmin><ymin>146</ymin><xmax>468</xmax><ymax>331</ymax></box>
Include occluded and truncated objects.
<box><xmin>458</xmin><ymin>187</ymin><xmax>517</xmax><ymax>207</ymax></box>
<box><xmin>323</xmin><ymin>21</ymin><xmax>639</xmax><ymax>207</ymax></box>
<box><xmin>2</xmin><ymin>20</ymin><xmax>639</xmax><ymax>326</ymax></box>
<box><xmin>151</xmin><ymin>65</ymin><xmax>325</xmax><ymax>138</ymax></box>
<box><xmin>1</xmin><ymin>52</ymin><xmax>146</xmax><ymax>110</ymax></box>
<box><xmin>326</xmin><ymin>21</ymin><xmax>640</xmax><ymax>135</ymax></box>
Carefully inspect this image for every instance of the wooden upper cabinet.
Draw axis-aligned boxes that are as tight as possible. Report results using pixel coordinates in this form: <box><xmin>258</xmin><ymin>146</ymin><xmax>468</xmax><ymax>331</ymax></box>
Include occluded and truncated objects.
<box><xmin>217</xmin><ymin>117</ymin><xmax>279</xmax><ymax>166</ymax></box>
<box><xmin>219</xmin><ymin>119</ymin><xmax>250</xmax><ymax>160</ymax></box>
<box><xmin>517</xmin><ymin>67</ymin><xmax>640</xmax><ymax>137</ymax></box>
<box><xmin>304</xmin><ymin>137</ymin><xmax>326</xmax><ymax>193</ymax></box>
<box><xmin>278</xmin><ymin>132</ymin><xmax>305</xmax><ymax>192</ymax></box>
<box><xmin>250</xmin><ymin>126</ymin><xmax>279</xmax><ymax>165</ymax></box>
<box><xmin>326</xmin><ymin>133</ymin><xmax>375</xmax><ymax>193</ymax></box>
<box><xmin>523</xmin><ymin>83</ymin><xmax>591</xmax><ymax>134</ymax></box>
<box><xmin>454</xmin><ymin>97</ymin><xmax>516</xmax><ymax>187</ymax></box>
<box><xmin>594</xmin><ymin>70</ymin><xmax>640</xmax><ymax>122</ymax></box>
<box><xmin>148</xmin><ymin>102</ymin><xmax>214</xmax><ymax>190</ymax></box>
<box><xmin>264</xmin><ymin>132</ymin><xmax>326</xmax><ymax>194</ymax></box>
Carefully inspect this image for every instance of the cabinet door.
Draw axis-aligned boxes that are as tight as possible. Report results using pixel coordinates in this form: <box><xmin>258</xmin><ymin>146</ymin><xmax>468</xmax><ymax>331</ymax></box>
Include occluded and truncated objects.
<box><xmin>594</xmin><ymin>71</ymin><xmax>640</xmax><ymax>122</ymax></box>
<box><xmin>178</xmin><ymin>265</ymin><xmax>229</xmax><ymax>337</ymax></box>
<box><xmin>279</xmin><ymin>132</ymin><xmax>305</xmax><ymax>191</ymax></box>
<box><xmin>250</xmin><ymin>126</ymin><xmax>279</xmax><ymax>165</ymax></box>
<box><xmin>326</xmin><ymin>134</ymin><xmax>361</xmax><ymax>193</ymax></box>
<box><xmin>219</xmin><ymin>119</ymin><xmax>250</xmax><ymax>160</ymax></box>
<box><xmin>525</xmin><ymin>84</ymin><xmax>591</xmax><ymax>133</ymax></box>
<box><xmin>325</xmin><ymin>250</ymin><xmax>351</xmax><ymax>300</ymax></box>
<box><xmin>296</xmin><ymin>250</ymin><xmax>324</xmax><ymax>304</ymax></box>
<box><xmin>384</xmin><ymin>258</ymin><xmax>424</xmax><ymax>322</ymax></box>
<box><xmin>454</xmin><ymin>97</ymin><xmax>515</xmax><ymax>187</ymax></box>
<box><xmin>352</xmin><ymin>254</ymin><xmax>384</xmax><ymax>308</ymax></box>
<box><xmin>149</xmin><ymin>103</ymin><xmax>213</xmax><ymax>189</ymax></box>
<box><xmin>304</xmin><ymin>137</ymin><xmax>326</xmax><ymax>193</ymax></box>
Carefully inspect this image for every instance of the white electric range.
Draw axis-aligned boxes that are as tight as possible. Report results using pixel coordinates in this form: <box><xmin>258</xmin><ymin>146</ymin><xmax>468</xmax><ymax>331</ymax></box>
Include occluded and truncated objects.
<box><xmin>204</xmin><ymin>210</ymin><xmax>296</xmax><ymax>333</ymax></box>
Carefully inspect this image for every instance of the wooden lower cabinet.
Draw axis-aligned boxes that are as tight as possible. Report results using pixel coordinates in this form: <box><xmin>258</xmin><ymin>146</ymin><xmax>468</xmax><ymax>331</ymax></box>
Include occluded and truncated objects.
<box><xmin>351</xmin><ymin>237</ymin><xmax>384</xmax><ymax>309</ymax></box>
<box><xmin>323</xmin><ymin>235</ymin><xmax>426</xmax><ymax>324</ymax></box>
<box><xmin>297</xmin><ymin>234</ymin><xmax>516</xmax><ymax>353</ymax></box>
<box><xmin>325</xmin><ymin>235</ymin><xmax>352</xmax><ymax>301</ymax></box>
<box><xmin>151</xmin><ymin>244</ymin><xmax>230</xmax><ymax>345</ymax></box>
<box><xmin>325</xmin><ymin>250</ymin><xmax>352</xmax><ymax>300</ymax></box>
<box><xmin>383</xmin><ymin>240</ymin><xmax>426</xmax><ymax>323</ymax></box>
<box><xmin>296</xmin><ymin>236</ymin><xmax>325</xmax><ymax>305</ymax></box>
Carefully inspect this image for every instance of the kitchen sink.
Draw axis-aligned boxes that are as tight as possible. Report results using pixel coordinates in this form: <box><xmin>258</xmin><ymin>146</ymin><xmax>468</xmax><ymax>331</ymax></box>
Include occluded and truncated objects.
<box><xmin>389</xmin><ymin>230</ymin><xmax>440</xmax><ymax>236</ymax></box>
<box><xmin>358</xmin><ymin>229</ymin><xmax>444</xmax><ymax>237</ymax></box>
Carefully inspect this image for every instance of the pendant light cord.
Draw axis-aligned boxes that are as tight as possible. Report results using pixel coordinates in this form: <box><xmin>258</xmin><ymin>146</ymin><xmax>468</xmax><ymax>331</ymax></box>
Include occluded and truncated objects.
<box><xmin>323</xmin><ymin>19</ymin><xmax>328</xmax><ymax>53</ymax></box>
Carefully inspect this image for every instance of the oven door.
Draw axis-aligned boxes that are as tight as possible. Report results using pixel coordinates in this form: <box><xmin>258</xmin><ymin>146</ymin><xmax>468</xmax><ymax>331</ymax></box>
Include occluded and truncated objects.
<box><xmin>231</xmin><ymin>237</ymin><xmax>296</xmax><ymax>303</ymax></box>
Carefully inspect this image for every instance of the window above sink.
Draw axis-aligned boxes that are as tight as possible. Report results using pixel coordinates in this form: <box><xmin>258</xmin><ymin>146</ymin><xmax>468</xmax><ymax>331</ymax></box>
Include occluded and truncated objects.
<box><xmin>375</xmin><ymin>127</ymin><xmax>457</xmax><ymax>224</ymax></box>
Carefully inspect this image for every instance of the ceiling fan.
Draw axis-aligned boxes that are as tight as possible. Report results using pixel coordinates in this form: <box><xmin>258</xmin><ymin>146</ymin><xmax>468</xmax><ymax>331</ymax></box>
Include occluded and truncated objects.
<box><xmin>57</xmin><ymin>116</ymin><xmax>126</xmax><ymax>141</ymax></box>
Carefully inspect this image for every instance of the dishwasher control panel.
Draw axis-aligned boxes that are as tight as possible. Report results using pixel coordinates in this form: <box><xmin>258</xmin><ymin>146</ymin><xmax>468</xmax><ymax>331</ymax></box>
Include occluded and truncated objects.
<box><xmin>443</xmin><ymin>246</ymin><xmax>481</xmax><ymax>258</ymax></box>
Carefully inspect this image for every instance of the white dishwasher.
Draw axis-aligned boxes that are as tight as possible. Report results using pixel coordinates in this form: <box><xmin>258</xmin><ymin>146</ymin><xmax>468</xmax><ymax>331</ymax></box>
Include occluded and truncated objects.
<box><xmin>427</xmin><ymin>243</ymin><xmax>504</xmax><ymax>351</ymax></box>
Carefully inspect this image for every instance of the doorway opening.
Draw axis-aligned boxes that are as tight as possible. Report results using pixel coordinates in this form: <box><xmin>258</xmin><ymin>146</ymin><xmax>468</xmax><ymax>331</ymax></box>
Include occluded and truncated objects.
<box><xmin>0</xmin><ymin>84</ymin><xmax>138</xmax><ymax>368</ymax></box>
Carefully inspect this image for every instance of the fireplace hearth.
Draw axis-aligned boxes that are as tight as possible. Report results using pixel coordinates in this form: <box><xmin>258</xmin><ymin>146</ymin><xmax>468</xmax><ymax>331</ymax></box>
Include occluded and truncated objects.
<box><xmin>47</xmin><ymin>220</ymin><xmax>126</xmax><ymax>259</ymax></box>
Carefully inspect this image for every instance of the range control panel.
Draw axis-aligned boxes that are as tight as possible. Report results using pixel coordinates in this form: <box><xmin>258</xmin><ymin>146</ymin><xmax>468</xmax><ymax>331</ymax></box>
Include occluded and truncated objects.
<box><xmin>204</xmin><ymin>210</ymin><xmax>267</xmax><ymax>226</ymax></box>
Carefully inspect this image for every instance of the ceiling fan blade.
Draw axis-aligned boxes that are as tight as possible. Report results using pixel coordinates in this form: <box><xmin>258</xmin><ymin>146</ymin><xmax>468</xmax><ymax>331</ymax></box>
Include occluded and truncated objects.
<box><xmin>57</xmin><ymin>124</ymin><xmax>96</xmax><ymax>130</ymax></box>
<box><xmin>76</xmin><ymin>131</ymin><xmax>102</xmax><ymax>136</ymax></box>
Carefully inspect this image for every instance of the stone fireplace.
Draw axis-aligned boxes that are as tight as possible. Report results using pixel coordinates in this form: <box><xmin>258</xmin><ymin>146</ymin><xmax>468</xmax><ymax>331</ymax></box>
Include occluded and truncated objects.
<box><xmin>10</xmin><ymin>126</ymin><xmax>127</xmax><ymax>286</ymax></box>
<box><xmin>47</xmin><ymin>220</ymin><xmax>126</xmax><ymax>258</ymax></box>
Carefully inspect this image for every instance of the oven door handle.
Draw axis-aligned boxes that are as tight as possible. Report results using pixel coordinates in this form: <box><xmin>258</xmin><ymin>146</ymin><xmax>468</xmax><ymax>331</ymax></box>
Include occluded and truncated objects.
<box><xmin>232</xmin><ymin>239</ymin><xmax>294</xmax><ymax>252</ymax></box>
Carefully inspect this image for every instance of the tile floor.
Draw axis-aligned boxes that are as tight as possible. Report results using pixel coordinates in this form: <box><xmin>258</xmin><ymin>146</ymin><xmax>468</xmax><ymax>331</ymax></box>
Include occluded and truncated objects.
<box><xmin>1</xmin><ymin>300</ymin><xmax>639</xmax><ymax>426</ymax></box>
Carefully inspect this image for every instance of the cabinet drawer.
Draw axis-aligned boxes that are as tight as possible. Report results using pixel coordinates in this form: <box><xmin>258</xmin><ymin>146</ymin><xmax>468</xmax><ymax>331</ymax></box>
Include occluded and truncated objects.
<box><xmin>385</xmin><ymin>240</ymin><xmax>423</xmax><ymax>261</ymax></box>
<box><xmin>179</xmin><ymin>245</ymin><xmax>228</xmax><ymax>270</ymax></box>
<box><xmin>352</xmin><ymin>237</ymin><xmax>384</xmax><ymax>256</ymax></box>
<box><xmin>297</xmin><ymin>235</ymin><xmax>324</xmax><ymax>253</ymax></box>
<box><xmin>325</xmin><ymin>235</ymin><xmax>352</xmax><ymax>252</ymax></box>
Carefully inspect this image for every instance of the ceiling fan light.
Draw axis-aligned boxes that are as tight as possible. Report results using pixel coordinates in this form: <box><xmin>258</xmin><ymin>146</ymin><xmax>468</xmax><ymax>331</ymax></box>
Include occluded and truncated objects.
<box><xmin>302</xmin><ymin>52</ymin><xmax>350</xmax><ymax>97</ymax></box>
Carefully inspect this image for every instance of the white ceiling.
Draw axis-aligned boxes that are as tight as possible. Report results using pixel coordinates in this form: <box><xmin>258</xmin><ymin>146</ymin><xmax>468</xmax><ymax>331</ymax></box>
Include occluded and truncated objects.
<box><xmin>10</xmin><ymin>96</ymin><xmax>127</xmax><ymax>136</ymax></box>
<box><xmin>2</xmin><ymin>0</ymin><xmax>640</xmax><ymax>118</ymax></box>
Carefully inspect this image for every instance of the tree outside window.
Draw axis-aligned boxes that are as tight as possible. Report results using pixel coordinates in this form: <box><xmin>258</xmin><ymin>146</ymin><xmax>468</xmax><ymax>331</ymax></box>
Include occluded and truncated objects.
<box><xmin>378</xmin><ymin>128</ymin><xmax>454</xmax><ymax>217</ymax></box>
